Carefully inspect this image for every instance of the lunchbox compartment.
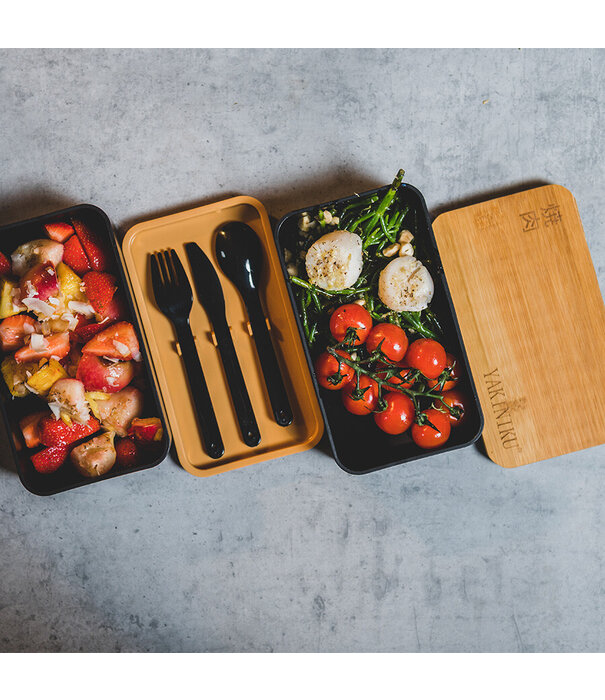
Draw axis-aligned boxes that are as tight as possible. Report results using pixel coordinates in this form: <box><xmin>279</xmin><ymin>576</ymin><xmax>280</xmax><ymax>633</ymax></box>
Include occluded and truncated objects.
<box><xmin>0</xmin><ymin>204</ymin><xmax>169</xmax><ymax>495</ymax></box>
<box><xmin>274</xmin><ymin>182</ymin><xmax>484</xmax><ymax>474</ymax></box>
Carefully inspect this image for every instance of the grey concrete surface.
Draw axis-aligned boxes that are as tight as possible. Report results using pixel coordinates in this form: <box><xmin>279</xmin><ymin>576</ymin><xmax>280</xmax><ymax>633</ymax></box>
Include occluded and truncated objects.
<box><xmin>0</xmin><ymin>49</ymin><xmax>604</xmax><ymax>652</ymax></box>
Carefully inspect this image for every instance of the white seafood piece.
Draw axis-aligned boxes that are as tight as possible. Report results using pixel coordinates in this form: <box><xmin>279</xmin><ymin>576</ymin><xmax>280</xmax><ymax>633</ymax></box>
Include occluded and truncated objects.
<box><xmin>378</xmin><ymin>255</ymin><xmax>434</xmax><ymax>312</ymax></box>
<box><xmin>47</xmin><ymin>378</ymin><xmax>90</xmax><ymax>424</ymax></box>
<box><xmin>71</xmin><ymin>432</ymin><xmax>116</xmax><ymax>478</ymax></box>
<box><xmin>305</xmin><ymin>230</ymin><xmax>363</xmax><ymax>291</ymax></box>
<box><xmin>11</xmin><ymin>240</ymin><xmax>64</xmax><ymax>277</ymax></box>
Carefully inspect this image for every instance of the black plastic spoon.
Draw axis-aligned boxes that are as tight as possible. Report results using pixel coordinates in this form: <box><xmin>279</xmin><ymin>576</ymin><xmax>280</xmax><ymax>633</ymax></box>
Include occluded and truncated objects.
<box><xmin>215</xmin><ymin>221</ymin><xmax>293</xmax><ymax>427</ymax></box>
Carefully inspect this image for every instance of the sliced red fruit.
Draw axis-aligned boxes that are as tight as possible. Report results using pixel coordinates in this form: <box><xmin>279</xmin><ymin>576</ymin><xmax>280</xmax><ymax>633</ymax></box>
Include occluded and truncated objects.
<box><xmin>19</xmin><ymin>411</ymin><xmax>47</xmax><ymax>449</ymax></box>
<box><xmin>14</xmin><ymin>332</ymin><xmax>70</xmax><ymax>363</ymax></box>
<box><xmin>72</xmin><ymin>319</ymin><xmax>111</xmax><ymax>344</ymax></box>
<box><xmin>82</xmin><ymin>321</ymin><xmax>140</xmax><ymax>361</ymax></box>
<box><xmin>31</xmin><ymin>444</ymin><xmax>70</xmax><ymax>473</ymax></box>
<box><xmin>39</xmin><ymin>414</ymin><xmax>100</xmax><ymax>447</ymax></box>
<box><xmin>102</xmin><ymin>292</ymin><xmax>126</xmax><ymax>322</ymax></box>
<box><xmin>20</xmin><ymin>262</ymin><xmax>60</xmax><ymax>302</ymax></box>
<box><xmin>76</xmin><ymin>353</ymin><xmax>134</xmax><ymax>393</ymax></box>
<box><xmin>129</xmin><ymin>417</ymin><xmax>163</xmax><ymax>443</ymax></box>
<box><xmin>72</xmin><ymin>219</ymin><xmax>109</xmax><ymax>271</ymax></box>
<box><xmin>115</xmin><ymin>437</ymin><xmax>139</xmax><ymax>467</ymax></box>
<box><xmin>63</xmin><ymin>235</ymin><xmax>92</xmax><ymax>275</ymax></box>
<box><xmin>44</xmin><ymin>221</ymin><xmax>75</xmax><ymax>243</ymax></box>
<box><xmin>0</xmin><ymin>315</ymin><xmax>39</xmax><ymax>351</ymax></box>
<box><xmin>82</xmin><ymin>271</ymin><xmax>118</xmax><ymax>320</ymax></box>
<box><xmin>0</xmin><ymin>251</ymin><xmax>11</xmax><ymax>276</ymax></box>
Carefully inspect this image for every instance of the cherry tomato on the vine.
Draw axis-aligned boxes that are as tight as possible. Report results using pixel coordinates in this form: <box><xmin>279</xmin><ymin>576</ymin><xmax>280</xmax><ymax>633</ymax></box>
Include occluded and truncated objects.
<box><xmin>374</xmin><ymin>391</ymin><xmax>415</xmax><ymax>435</ymax></box>
<box><xmin>405</xmin><ymin>339</ymin><xmax>447</xmax><ymax>380</ymax></box>
<box><xmin>435</xmin><ymin>388</ymin><xmax>468</xmax><ymax>426</ymax></box>
<box><xmin>329</xmin><ymin>304</ymin><xmax>373</xmax><ymax>346</ymax></box>
<box><xmin>315</xmin><ymin>349</ymin><xmax>354</xmax><ymax>390</ymax></box>
<box><xmin>366</xmin><ymin>323</ymin><xmax>408</xmax><ymax>362</ymax></box>
<box><xmin>427</xmin><ymin>352</ymin><xmax>460</xmax><ymax>391</ymax></box>
<box><xmin>342</xmin><ymin>374</ymin><xmax>379</xmax><ymax>415</ymax></box>
<box><xmin>411</xmin><ymin>408</ymin><xmax>451</xmax><ymax>449</ymax></box>
<box><xmin>377</xmin><ymin>361</ymin><xmax>416</xmax><ymax>389</ymax></box>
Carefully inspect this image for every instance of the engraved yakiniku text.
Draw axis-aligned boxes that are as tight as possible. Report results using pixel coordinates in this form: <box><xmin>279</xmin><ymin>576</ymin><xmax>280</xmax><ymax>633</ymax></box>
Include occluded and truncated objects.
<box><xmin>484</xmin><ymin>368</ymin><xmax>521</xmax><ymax>450</ymax></box>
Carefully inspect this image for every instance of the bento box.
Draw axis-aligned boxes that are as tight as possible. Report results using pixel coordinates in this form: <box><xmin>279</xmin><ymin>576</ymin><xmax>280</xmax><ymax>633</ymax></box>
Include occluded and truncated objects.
<box><xmin>4</xmin><ymin>177</ymin><xmax>598</xmax><ymax>494</ymax></box>
<box><xmin>0</xmin><ymin>205</ymin><xmax>170</xmax><ymax>496</ymax></box>
<box><xmin>274</xmin><ymin>183</ymin><xmax>483</xmax><ymax>474</ymax></box>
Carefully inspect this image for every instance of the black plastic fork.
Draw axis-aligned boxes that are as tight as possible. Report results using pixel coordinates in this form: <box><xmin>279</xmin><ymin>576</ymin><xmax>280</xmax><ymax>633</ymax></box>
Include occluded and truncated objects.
<box><xmin>150</xmin><ymin>249</ymin><xmax>224</xmax><ymax>460</ymax></box>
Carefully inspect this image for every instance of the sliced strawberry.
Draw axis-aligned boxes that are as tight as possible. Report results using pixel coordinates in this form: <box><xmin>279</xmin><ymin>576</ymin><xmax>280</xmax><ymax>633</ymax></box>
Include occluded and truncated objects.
<box><xmin>0</xmin><ymin>251</ymin><xmax>11</xmax><ymax>276</ymax></box>
<box><xmin>115</xmin><ymin>437</ymin><xmax>139</xmax><ymax>468</ymax></box>
<box><xmin>63</xmin><ymin>235</ymin><xmax>92</xmax><ymax>276</ymax></box>
<box><xmin>31</xmin><ymin>444</ymin><xmax>70</xmax><ymax>473</ymax></box>
<box><xmin>0</xmin><ymin>315</ymin><xmax>39</xmax><ymax>351</ymax></box>
<box><xmin>39</xmin><ymin>414</ymin><xmax>100</xmax><ymax>447</ymax></box>
<box><xmin>20</xmin><ymin>262</ymin><xmax>60</xmax><ymax>302</ymax></box>
<box><xmin>72</xmin><ymin>319</ymin><xmax>111</xmax><ymax>344</ymax></box>
<box><xmin>129</xmin><ymin>417</ymin><xmax>163</xmax><ymax>443</ymax></box>
<box><xmin>72</xmin><ymin>219</ymin><xmax>109</xmax><ymax>271</ymax></box>
<box><xmin>14</xmin><ymin>331</ymin><xmax>70</xmax><ymax>363</ymax></box>
<box><xmin>102</xmin><ymin>292</ymin><xmax>126</xmax><ymax>322</ymax></box>
<box><xmin>82</xmin><ymin>271</ymin><xmax>118</xmax><ymax>321</ymax></box>
<box><xmin>82</xmin><ymin>321</ymin><xmax>140</xmax><ymax>361</ymax></box>
<box><xmin>76</xmin><ymin>353</ymin><xmax>134</xmax><ymax>393</ymax></box>
<box><xmin>44</xmin><ymin>221</ymin><xmax>75</xmax><ymax>243</ymax></box>
<box><xmin>19</xmin><ymin>411</ymin><xmax>47</xmax><ymax>449</ymax></box>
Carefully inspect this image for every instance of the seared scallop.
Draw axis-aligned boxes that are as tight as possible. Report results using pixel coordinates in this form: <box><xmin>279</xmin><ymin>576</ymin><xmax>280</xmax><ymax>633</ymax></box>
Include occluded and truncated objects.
<box><xmin>378</xmin><ymin>255</ymin><xmax>434</xmax><ymax>312</ymax></box>
<box><xmin>305</xmin><ymin>230</ymin><xmax>363</xmax><ymax>291</ymax></box>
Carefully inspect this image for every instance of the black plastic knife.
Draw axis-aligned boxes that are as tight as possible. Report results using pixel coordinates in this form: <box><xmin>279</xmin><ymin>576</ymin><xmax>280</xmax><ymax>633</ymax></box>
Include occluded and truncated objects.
<box><xmin>184</xmin><ymin>242</ymin><xmax>261</xmax><ymax>447</ymax></box>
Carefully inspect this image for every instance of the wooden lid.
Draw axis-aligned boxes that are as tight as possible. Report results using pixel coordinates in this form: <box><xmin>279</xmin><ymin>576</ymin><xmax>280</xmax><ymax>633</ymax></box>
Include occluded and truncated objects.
<box><xmin>433</xmin><ymin>185</ymin><xmax>605</xmax><ymax>467</ymax></box>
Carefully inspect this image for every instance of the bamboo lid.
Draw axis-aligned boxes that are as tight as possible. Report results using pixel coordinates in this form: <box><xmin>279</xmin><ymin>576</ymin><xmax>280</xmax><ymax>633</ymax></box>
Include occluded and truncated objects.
<box><xmin>433</xmin><ymin>185</ymin><xmax>605</xmax><ymax>467</ymax></box>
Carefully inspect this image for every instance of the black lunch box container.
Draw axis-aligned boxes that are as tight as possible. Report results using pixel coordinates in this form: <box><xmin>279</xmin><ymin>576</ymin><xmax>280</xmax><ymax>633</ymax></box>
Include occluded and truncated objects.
<box><xmin>0</xmin><ymin>205</ymin><xmax>169</xmax><ymax>496</ymax></box>
<box><xmin>274</xmin><ymin>183</ymin><xmax>484</xmax><ymax>474</ymax></box>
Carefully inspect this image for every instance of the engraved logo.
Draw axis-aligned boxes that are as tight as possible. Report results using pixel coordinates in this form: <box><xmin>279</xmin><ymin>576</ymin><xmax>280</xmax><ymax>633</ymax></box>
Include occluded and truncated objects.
<box><xmin>520</xmin><ymin>203</ymin><xmax>562</xmax><ymax>232</ymax></box>
<box><xmin>484</xmin><ymin>368</ymin><xmax>521</xmax><ymax>450</ymax></box>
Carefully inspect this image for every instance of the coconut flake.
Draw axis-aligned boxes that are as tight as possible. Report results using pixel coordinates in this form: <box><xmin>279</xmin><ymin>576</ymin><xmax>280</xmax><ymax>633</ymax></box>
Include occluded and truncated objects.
<box><xmin>132</xmin><ymin>350</ymin><xmax>141</xmax><ymax>362</ymax></box>
<box><xmin>24</xmin><ymin>382</ymin><xmax>39</xmax><ymax>395</ymax></box>
<box><xmin>47</xmin><ymin>296</ymin><xmax>61</xmax><ymax>306</ymax></box>
<box><xmin>68</xmin><ymin>301</ymin><xmax>95</xmax><ymax>317</ymax></box>
<box><xmin>23</xmin><ymin>322</ymin><xmax>36</xmax><ymax>334</ymax></box>
<box><xmin>113</xmin><ymin>340</ymin><xmax>129</xmax><ymax>357</ymax></box>
<box><xmin>48</xmin><ymin>401</ymin><xmax>62</xmax><ymax>419</ymax></box>
<box><xmin>102</xmin><ymin>356</ymin><xmax>120</xmax><ymax>363</ymax></box>
<box><xmin>30</xmin><ymin>333</ymin><xmax>48</xmax><ymax>351</ymax></box>
<box><xmin>50</xmin><ymin>355</ymin><xmax>60</xmax><ymax>361</ymax></box>
<box><xmin>22</xmin><ymin>297</ymin><xmax>55</xmax><ymax>318</ymax></box>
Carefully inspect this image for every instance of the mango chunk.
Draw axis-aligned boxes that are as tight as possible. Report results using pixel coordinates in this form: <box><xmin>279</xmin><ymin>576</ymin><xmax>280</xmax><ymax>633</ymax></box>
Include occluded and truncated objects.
<box><xmin>56</xmin><ymin>262</ymin><xmax>85</xmax><ymax>303</ymax></box>
<box><xmin>26</xmin><ymin>358</ymin><xmax>67</xmax><ymax>396</ymax></box>
<box><xmin>0</xmin><ymin>279</ymin><xmax>21</xmax><ymax>319</ymax></box>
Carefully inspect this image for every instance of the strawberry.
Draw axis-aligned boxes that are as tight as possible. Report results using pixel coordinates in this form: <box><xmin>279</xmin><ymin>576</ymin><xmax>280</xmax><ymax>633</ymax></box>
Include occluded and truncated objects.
<box><xmin>115</xmin><ymin>437</ymin><xmax>139</xmax><ymax>468</ymax></box>
<box><xmin>0</xmin><ymin>251</ymin><xmax>11</xmax><ymax>276</ymax></box>
<box><xmin>15</xmin><ymin>331</ymin><xmax>70</xmax><ymax>363</ymax></box>
<box><xmin>72</xmin><ymin>319</ymin><xmax>111</xmax><ymax>344</ymax></box>
<box><xmin>31</xmin><ymin>444</ymin><xmax>70</xmax><ymax>473</ymax></box>
<box><xmin>129</xmin><ymin>417</ymin><xmax>163</xmax><ymax>443</ymax></box>
<box><xmin>0</xmin><ymin>315</ymin><xmax>39</xmax><ymax>351</ymax></box>
<box><xmin>82</xmin><ymin>321</ymin><xmax>140</xmax><ymax>361</ymax></box>
<box><xmin>82</xmin><ymin>271</ymin><xmax>118</xmax><ymax>320</ymax></box>
<box><xmin>38</xmin><ymin>414</ymin><xmax>100</xmax><ymax>447</ymax></box>
<box><xmin>72</xmin><ymin>219</ymin><xmax>109</xmax><ymax>271</ymax></box>
<box><xmin>76</xmin><ymin>353</ymin><xmax>134</xmax><ymax>393</ymax></box>
<box><xmin>63</xmin><ymin>235</ymin><xmax>92</xmax><ymax>275</ymax></box>
<box><xmin>19</xmin><ymin>411</ymin><xmax>47</xmax><ymax>449</ymax></box>
<box><xmin>44</xmin><ymin>221</ymin><xmax>75</xmax><ymax>243</ymax></box>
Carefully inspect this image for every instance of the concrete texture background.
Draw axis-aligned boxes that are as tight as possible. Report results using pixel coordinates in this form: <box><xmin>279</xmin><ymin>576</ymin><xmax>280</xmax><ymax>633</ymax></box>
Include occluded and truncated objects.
<box><xmin>0</xmin><ymin>48</ymin><xmax>604</xmax><ymax>652</ymax></box>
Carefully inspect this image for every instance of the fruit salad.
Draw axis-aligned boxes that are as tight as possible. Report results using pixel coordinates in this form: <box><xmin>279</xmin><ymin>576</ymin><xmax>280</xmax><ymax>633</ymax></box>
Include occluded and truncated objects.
<box><xmin>0</xmin><ymin>217</ymin><xmax>164</xmax><ymax>478</ymax></box>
